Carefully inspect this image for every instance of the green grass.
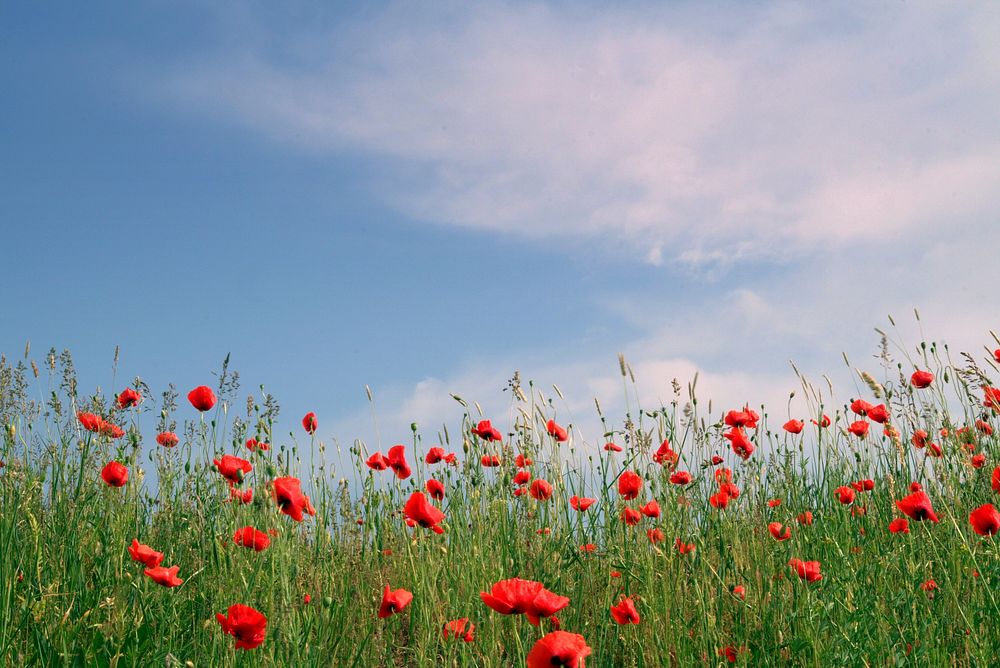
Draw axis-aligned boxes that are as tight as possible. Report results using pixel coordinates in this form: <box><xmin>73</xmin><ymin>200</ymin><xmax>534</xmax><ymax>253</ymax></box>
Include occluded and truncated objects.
<box><xmin>2</xmin><ymin>333</ymin><xmax>1000</xmax><ymax>666</ymax></box>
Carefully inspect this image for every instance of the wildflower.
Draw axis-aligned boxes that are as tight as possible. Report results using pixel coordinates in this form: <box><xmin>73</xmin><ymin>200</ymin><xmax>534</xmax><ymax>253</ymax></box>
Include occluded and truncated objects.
<box><xmin>972</xmin><ymin>453</ymin><xmax>987</xmax><ymax>469</ymax></box>
<box><xmin>481</xmin><ymin>454</ymin><xmax>501</xmax><ymax>467</ymax></box>
<box><xmin>969</xmin><ymin>503</ymin><xmax>1000</xmax><ymax>536</ymax></box>
<box><xmin>187</xmin><ymin>385</ymin><xmax>217</xmax><ymax>412</ymax></box>
<box><xmin>378</xmin><ymin>584</ymin><xmax>413</xmax><ymax>618</ymax></box>
<box><xmin>797</xmin><ymin>511</ymin><xmax>814</xmax><ymax>525</ymax></box>
<box><xmin>640</xmin><ymin>500</ymin><xmax>661</xmax><ymax>518</ymax></box>
<box><xmin>669</xmin><ymin>471</ymin><xmax>692</xmax><ymax>485</ymax></box>
<box><xmin>101</xmin><ymin>461</ymin><xmax>128</xmax><ymax>487</ymax></box>
<box><xmin>711</xmin><ymin>455</ymin><xmax>725</xmax><ymax>465</ymax></box>
<box><xmin>910</xmin><ymin>481</ymin><xmax>923</xmax><ymax>492</ymax></box>
<box><xmin>78</xmin><ymin>412</ymin><xmax>102</xmax><ymax>432</ymax></box>
<box><xmin>144</xmin><ymin>565</ymin><xmax>183</xmax><ymax>587</ymax></box>
<box><xmin>403</xmin><ymin>491</ymin><xmax>445</xmax><ymax>533</ymax></box>
<box><xmin>546</xmin><ymin>419</ymin><xmax>568</xmax><ymax>442</ymax></box>
<box><xmin>850</xmin><ymin>479</ymin><xmax>875</xmax><ymax>492</ymax></box>
<box><xmin>569</xmin><ymin>496</ymin><xmax>594</xmax><ymax>512</ymax></box>
<box><xmin>724</xmin><ymin>428</ymin><xmax>754</xmax><ymax>460</ymax></box>
<box><xmin>302</xmin><ymin>412</ymin><xmax>318</xmax><ymax>434</ymax></box>
<box><xmin>245</xmin><ymin>438</ymin><xmax>269</xmax><ymax>452</ymax></box>
<box><xmin>156</xmin><ymin>432</ymin><xmax>179</xmax><ymax>448</ymax></box>
<box><xmin>443</xmin><ymin>618</ymin><xmax>475</xmax><ymax>643</ymax></box>
<box><xmin>788</xmin><ymin>558</ymin><xmax>822</xmax><ymax>583</ymax></box>
<box><xmin>230</xmin><ymin>486</ymin><xmax>253</xmax><ymax>504</ymax></box>
<box><xmin>213</xmin><ymin>455</ymin><xmax>251</xmax><ymax>484</ymax></box>
<box><xmin>513</xmin><ymin>469</ymin><xmax>532</xmax><ymax>486</ymax></box>
<box><xmin>621</xmin><ymin>507</ymin><xmax>641</xmax><ymax>525</ymax></box>
<box><xmin>783</xmin><ymin>419</ymin><xmax>804</xmax><ymax>434</ymax></box>
<box><xmin>580</xmin><ymin>543</ymin><xmax>597</xmax><ymax>552</ymax></box>
<box><xmin>530</xmin><ymin>479</ymin><xmax>553</xmax><ymax>501</ymax></box>
<box><xmin>272</xmin><ymin>477</ymin><xmax>316</xmax><ymax>522</ymax></box>
<box><xmin>425</xmin><ymin>447</ymin><xmax>446</xmax><ymax>464</ymax></box>
<box><xmin>896</xmin><ymin>491</ymin><xmax>939</xmax><ymax>523</ymax></box>
<box><xmin>848</xmin><ymin>421</ymin><xmax>869</xmax><ymax>438</ymax></box>
<box><xmin>366</xmin><ymin>452</ymin><xmax>388</xmax><ymax>470</ymax></box>
<box><xmin>866</xmin><ymin>404</ymin><xmax>889</xmax><ymax>424</ymax></box>
<box><xmin>617</xmin><ymin>471</ymin><xmax>642</xmax><ymax>500</ymax></box>
<box><xmin>386</xmin><ymin>444</ymin><xmax>411</xmax><ymax>480</ymax></box>
<box><xmin>216</xmin><ymin>604</ymin><xmax>267</xmax><ymax>650</ymax></box>
<box><xmin>811</xmin><ymin>414</ymin><xmax>831</xmax><ymax>428</ymax></box>
<box><xmin>767</xmin><ymin>499</ymin><xmax>782</xmax><ymax>508</ymax></box>
<box><xmin>984</xmin><ymin>387</ymin><xmax>1000</xmax><ymax>412</ymax></box>
<box><xmin>526</xmin><ymin>631</ymin><xmax>591</xmax><ymax>668</ymax></box>
<box><xmin>920</xmin><ymin>580</ymin><xmax>938</xmax><ymax>597</ymax></box>
<box><xmin>834</xmin><ymin>486</ymin><xmax>856</xmax><ymax>505</ymax></box>
<box><xmin>653</xmin><ymin>439</ymin><xmax>678</xmax><ymax>467</ymax></box>
<box><xmin>709</xmin><ymin>490</ymin><xmax>731</xmax><ymax>509</ymax></box>
<box><xmin>912</xmin><ymin>430</ymin><xmax>928</xmax><ymax>448</ymax></box>
<box><xmin>117</xmin><ymin>388</ymin><xmax>141</xmax><ymax>408</ymax></box>
<box><xmin>851</xmin><ymin>399</ymin><xmax>873</xmax><ymax>415</ymax></box>
<box><xmin>718</xmin><ymin>646</ymin><xmax>738</xmax><ymax>663</ymax></box>
<box><xmin>675</xmin><ymin>538</ymin><xmax>696</xmax><ymax>554</ymax></box>
<box><xmin>725</xmin><ymin>406</ymin><xmax>759</xmax><ymax>429</ymax></box>
<box><xmin>515</xmin><ymin>454</ymin><xmax>534</xmax><ymax>467</ymax></box>
<box><xmin>889</xmin><ymin>518</ymin><xmax>910</xmax><ymax>534</ymax></box>
<box><xmin>233</xmin><ymin>527</ymin><xmax>271</xmax><ymax>552</ymax></box>
<box><xmin>610</xmin><ymin>596</ymin><xmax>640</xmax><ymax>625</ymax></box>
<box><xmin>732</xmin><ymin>585</ymin><xmax>746</xmax><ymax>600</ymax></box>
<box><xmin>471</xmin><ymin>420</ymin><xmax>502</xmax><ymax>442</ymax></box>
<box><xmin>480</xmin><ymin>578</ymin><xmax>569</xmax><ymax>626</ymax></box>
<box><xmin>910</xmin><ymin>370</ymin><xmax>934</xmax><ymax>388</ymax></box>
<box><xmin>426</xmin><ymin>478</ymin><xmax>445</xmax><ymax>500</ymax></box>
<box><xmin>768</xmin><ymin>522</ymin><xmax>791</xmax><ymax>541</ymax></box>
<box><xmin>647</xmin><ymin>528</ymin><xmax>665</xmax><ymax>544</ymax></box>
<box><xmin>127</xmin><ymin>539</ymin><xmax>163</xmax><ymax>568</ymax></box>
<box><xmin>604</xmin><ymin>442</ymin><xmax>622</xmax><ymax>452</ymax></box>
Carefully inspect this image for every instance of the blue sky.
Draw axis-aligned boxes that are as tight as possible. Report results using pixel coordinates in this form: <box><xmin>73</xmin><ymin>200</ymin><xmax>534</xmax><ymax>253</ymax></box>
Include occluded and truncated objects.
<box><xmin>2</xmin><ymin>2</ymin><xmax>999</xmax><ymax>449</ymax></box>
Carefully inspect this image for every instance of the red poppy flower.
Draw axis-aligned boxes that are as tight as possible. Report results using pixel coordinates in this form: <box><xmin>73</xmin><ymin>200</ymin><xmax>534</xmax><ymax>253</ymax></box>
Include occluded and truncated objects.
<box><xmin>621</xmin><ymin>507</ymin><xmax>641</xmax><ymax>525</ymax></box>
<box><xmin>443</xmin><ymin>618</ymin><xmax>475</xmax><ymax>643</ymax></box>
<box><xmin>972</xmin><ymin>453</ymin><xmax>987</xmax><ymax>469</ymax></box>
<box><xmin>216</xmin><ymin>604</ymin><xmax>267</xmax><ymax>650</ymax></box>
<box><xmin>850</xmin><ymin>479</ymin><xmax>874</xmax><ymax>493</ymax></box>
<box><xmin>715</xmin><ymin>468</ymin><xmax>733</xmax><ymax>484</ymax></box>
<box><xmin>732</xmin><ymin>585</ymin><xmax>746</xmax><ymax>600</ymax></box>
<box><xmin>969</xmin><ymin>503</ymin><xmax>1000</xmax><ymax>536</ymax></box>
<box><xmin>850</xmin><ymin>399</ymin><xmax>872</xmax><ymax>416</ymax></box>
<box><xmin>78</xmin><ymin>412</ymin><xmax>102</xmax><ymax>432</ymax></box>
<box><xmin>546</xmin><ymin>419</ymin><xmax>569</xmax><ymax>442</ymax></box>
<box><xmin>425</xmin><ymin>447</ymin><xmax>446</xmax><ymax>464</ymax></box>
<box><xmin>526</xmin><ymin>631</ymin><xmax>591</xmax><ymax>668</ymax></box>
<box><xmin>984</xmin><ymin>387</ymin><xmax>1000</xmax><ymax>411</ymax></box>
<box><xmin>768</xmin><ymin>522</ymin><xmax>791</xmax><ymax>541</ymax></box>
<box><xmin>709</xmin><ymin>490</ymin><xmax>731</xmax><ymax>509</ymax></box>
<box><xmin>910</xmin><ymin>481</ymin><xmax>923</xmax><ymax>492</ymax></box>
<box><xmin>515</xmin><ymin>453</ymin><xmax>534</xmax><ymax>467</ymax></box>
<box><xmin>144</xmin><ymin>565</ymin><xmax>183</xmax><ymax>587</ymax></box>
<box><xmin>231</xmin><ymin>486</ymin><xmax>253</xmax><ymax>504</ymax></box>
<box><xmin>640</xmin><ymin>500</ymin><xmax>661</xmax><ymax>518</ymax></box>
<box><xmin>471</xmin><ymin>419</ymin><xmax>502</xmax><ymax>441</ymax></box>
<box><xmin>783</xmin><ymin>419</ymin><xmax>804</xmax><ymax>434</ymax></box>
<box><xmin>101</xmin><ymin>461</ymin><xmax>128</xmax><ymax>487</ymax></box>
<box><xmin>378</xmin><ymin>584</ymin><xmax>413</xmax><ymax>618</ymax></box>
<box><xmin>848</xmin><ymin>421</ymin><xmax>869</xmax><ymax>438</ymax></box>
<box><xmin>366</xmin><ymin>452</ymin><xmax>388</xmax><ymax>470</ymax></box>
<box><xmin>481</xmin><ymin>454</ymin><xmax>501</xmax><ymax>467</ymax></box>
<box><xmin>927</xmin><ymin>442</ymin><xmax>942</xmax><ymax>457</ymax></box>
<box><xmin>528</xmin><ymin>479</ymin><xmax>553</xmax><ymax>501</ymax></box>
<box><xmin>995</xmin><ymin>349</ymin><xmax>1000</xmax><ymax>363</ymax></box>
<box><xmin>127</xmin><ymin>539</ymin><xmax>163</xmax><ymax>568</ymax></box>
<box><xmin>404</xmin><ymin>491</ymin><xmax>445</xmax><ymax>533</ymax></box>
<box><xmin>272</xmin><ymin>476</ymin><xmax>316</xmax><ymax>522</ymax></box>
<box><xmin>866</xmin><ymin>404</ymin><xmax>889</xmax><ymax>424</ymax></box>
<box><xmin>117</xmin><ymin>388</ymin><xmax>142</xmax><ymax>408</ymax></box>
<box><xmin>647</xmin><ymin>528</ymin><xmax>665</xmax><ymax>544</ymax></box>
<box><xmin>213</xmin><ymin>455</ymin><xmax>252</xmax><ymax>484</ymax></box>
<box><xmin>604</xmin><ymin>442</ymin><xmax>622</xmax><ymax>452</ymax></box>
<box><xmin>426</xmin><ymin>478</ymin><xmax>445</xmax><ymax>500</ymax></box>
<box><xmin>675</xmin><ymin>538</ymin><xmax>696</xmax><ymax>554</ymax></box>
<box><xmin>725</xmin><ymin>406</ymin><xmax>760</xmax><ymax>429</ymax></box>
<box><xmin>301</xmin><ymin>412</ymin><xmax>318</xmax><ymax>434</ymax></box>
<box><xmin>811</xmin><ymin>414</ymin><xmax>831</xmax><ymax>428</ymax></box>
<box><xmin>386</xmin><ymin>444</ymin><xmax>411</xmax><ymax>480</ymax></box>
<box><xmin>669</xmin><ymin>470</ymin><xmax>692</xmax><ymax>485</ymax></box>
<box><xmin>920</xmin><ymin>580</ymin><xmax>937</xmax><ymax>597</ymax></box>
<box><xmin>888</xmin><ymin>518</ymin><xmax>910</xmax><ymax>534</ymax></box>
<box><xmin>513</xmin><ymin>469</ymin><xmax>532</xmax><ymax>486</ymax></box>
<box><xmin>718</xmin><ymin>646</ymin><xmax>738</xmax><ymax>663</ymax></box>
<box><xmin>910</xmin><ymin>370</ymin><xmax>934</xmax><ymax>388</ymax></box>
<box><xmin>977</xmin><ymin>419</ymin><xmax>994</xmax><ymax>436</ymax></box>
<box><xmin>788</xmin><ymin>558</ymin><xmax>822</xmax><ymax>583</ymax></box>
<box><xmin>724</xmin><ymin>428</ymin><xmax>754</xmax><ymax>460</ymax></box>
<box><xmin>156</xmin><ymin>432</ymin><xmax>179</xmax><ymax>448</ymax></box>
<box><xmin>719</xmin><ymin>482</ymin><xmax>740</xmax><ymax>498</ymax></box>
<box><xmin>767</xmin><ymin>498</ymin><xmax>782</xmax><ymax>508</ymax></box>
<box><xmin>797</xmin><ymin>511</ymin><xmax>814</xmax><ymax>525</ymax></box>
<box><xmin>233</xmin><ymin>526</ymin><xmax>271</xmax><ymax>552</ymax></box>
<box><xmin>834</xmin><ymin>486</ymin><xmax>855</xmax><ymax>505</ymax></box>
<box><xmin>610</xmin><ymin>596</ymin><xmax>640</xmax><ymax>625</ymax></box>
<box><xmin>187</xmin><ymin>385</ymin><xmax>217</xmax><ymax>412</ymax></box>
<box><xmin>245</xmin><ymin>438</ymin><xmax>269</xmax><ymax>452</ymax></box>
<box><xmin>617</xmin><ymin>470</ymin><xmax>642</xmax><ymax>500</ymax></box>
<box><xmin>896</xmin><ymin>490</ymin><xmax>939</xmax><ymax>523</ymax></box>
<box><xmin>570</xmin><ymin>495</ymin><xmax>595</xmax><ymax>512</ymax></box>
<box><xmin>480</xmin><ymin>578</ymin><xmax>569</xmax><ymax>626</ymax></box>
<box><xmin>710</xmin><ymin>455</ymin><xmax>725</xmax><ymax>465</ymax></box>
<box><xmin>580</xmin><ymin>543</ymin><xmax>597</xmax><ymax>552</ymax></box>
<box><xmin>911</xmin><ymin>430</ymin><xmax>928</xmax><ymax>448</ymax></box>
<box><xmin>652</xmin><ymin>439</ymin><xmax>678</xmax><ymax>467</ymax></box>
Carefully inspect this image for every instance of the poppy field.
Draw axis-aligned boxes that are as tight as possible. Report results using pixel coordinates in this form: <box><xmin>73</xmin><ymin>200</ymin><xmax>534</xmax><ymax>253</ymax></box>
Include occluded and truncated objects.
<box><xmin>4</xmin><ymin>334</ymin><xmax>1000</xmax><ymax>666</ymax></box>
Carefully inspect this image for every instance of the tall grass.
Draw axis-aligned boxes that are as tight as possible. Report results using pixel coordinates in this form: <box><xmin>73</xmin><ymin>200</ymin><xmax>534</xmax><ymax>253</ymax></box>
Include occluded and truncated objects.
<box><xmin>2</xmin><ymin>328</ymin><xmax>1000</xmax><ymax>666</ymax></box>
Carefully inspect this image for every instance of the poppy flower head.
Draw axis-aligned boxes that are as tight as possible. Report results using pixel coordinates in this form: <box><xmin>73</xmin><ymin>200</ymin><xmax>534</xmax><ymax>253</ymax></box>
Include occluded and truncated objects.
<box><xmin>647</xmin><ymin>528</ymin><xmax>665</xmax><ymax>544</ymax></box>
<box><xmin>480</xmin><ymin>578</ymin><xmax>568</xmax><ymax>623</ymax></box>
<box><xmin>403</xmin><ymin>491</ymin><xmax>445</xmax><ymax>532</ymax></box>
<box><xmin>378</xmin><ymin>584</ymin><xmax>413</xmax><ymax>618</ymax></box>
<box><xmin>889</xmin><ymin>518</ymin><xmax>910</xmax><ymax>534</ymax></box>
<box><xmin>471</xmin><ymin>419</ymin><xmax>502</xmax><ymax>442</ymax></box>
<box><xmin>788</xmin><ymin>558</ymin><xmax>822</xmax><ymax>583</ymax></box>
<box><xmin>272</xmin><ymin>476</ymin><xmax>315</xmax><ymax>522</ymax></box>
<box><xmin>481</xmin><ymin>454</ymin><xmax>501</xmax><ymax>467</ymax></box>
<box><xmin>425</xmin><ymin>446</ymin><xmax>446</xmax><ymax>464</ymax></box>
<box><xmin>386</xmin><ymin>445</ymin><xmax>411</xmax><ymax>480</ymax></box>
<box><xmin>603</xmin><ymin>442</ymin><xmax>622</xmax><ymax>452</ymax></box>
<box><xmin>732</xmin><ymin>585</ymin><xmax>746</xmax><ymax>600</ymax></box>
<box><xmin>797</xmin><ymin>511</ymin><xmax>814</xmax><ymax>525</ymax></box>
<box><xmin>768</xmin><ymin>522</ymin><xmax>791</xmax><ymax>541</ymax></box>
<box><xmin>675</xmin><ymin>538</ymin><xmax>696</xmax><ymax>554</ymax></box>
<box><xmin>187</xmin><ymin>385</ymin><xmax>217</xmax><ymax>412</ymax></box>
<box><xmin>426</xmin><ymin>478</ymin><xmax>445</xmax><ymax>500</ymax></box>
<box><xmin>366</xmin><ymin>452</ymin><xmax>388</xmax><ymax>471</ymax></box>
<box><xmin>617</xmin><ymin>470</ymin><xmax>642</xmax><ymax>500</ymax></box>
<box><xmin>301</xmin><ymin>412</ymin><xmax>318</xmax><ymax>434</ymax></box>
<box><xmin>621</xmin><ymin>507</ymin><xmax>641</xmax><ymax>525</ymax></box>
<box><xmin>969</xmin><ymin>503</ymin><xmax>1000</xmax><ymax>536</ymax></box>
<box><xmin>233</xmin><ymin>526</ymin><xmax>271</xmax><ymax>552</ymax></box>
<box><xmin>709</xmin><ymin>490</ymin><xmax>731</xmax><ymax>509</ymax></box>
<box><xmin>529</xmin><ymin>479</ymin><xmax>553</xmax><ymax>501</ymax></box>
<box><xmin>546</xmin><ymin>419</ymin><xmax>569</xmax><ymax>442</ymax></box>
<box><xmin>515</xmin><ymin>453</ymin><xmax>534</xmax><ymax>467</ymax></box>
<box><xmin>231</xmin><ymin>486</ymin><xmax>253</xmax><ymax>504</ymax></box>
<box><xmin>526</xmin><ymin>631</ymin><xmax>591</xmax><ymax>668</ymax></box>
<box><xmin>972</xmin><ymin>453</ymin><xmax>987</xmax><ymax>469</ymax></box>
<box><xmin>724</xmin><ymin>428</ymin><xmax>754</xmax><ymax>460</ymax></box>
<box><xmin>217</xmin><ymin>603</ymin><xmax>267</xmax><ymax>650</ymax></box>
<box><xmin>640</xmin><ymin>500</ymin><xmax>661</xmax><ymax>518</ymax></box>
<box><xmin>783</xmin><ymin>419</ymin><xmax>804</xmax><ymax>434</ymax></box>
<box><xmin>443</xmin><ymin>618</ymin><xmax>475</xmax><ymax>643</ymax></box>
<box><xmin>116</xmin><ymin>388</ymin><xmax>142</xmax><ymax>409</ymax></box>
<box><xmin>866</xmin><ymin>404</ymin><xmax>890</xmax><ymax>424</ymax></box>
<box><xmin>78</xmin><ymin>412</ymin><xmax>102</xmax><ymax>432</ymax></box>
<box><xmin>652</xmin><ymin>439</ymin><xmax>678</xmax><ymax>467</ymax></box>
<box><xmin>610</xmin><ymin>596</ymin><xmax>640</xmax><ymax>625</ymax></box>
<box><xmin>725</xmin><ymin>406</ymin><xmax>760</xmax><ymax>429</ymax></box>
<box><xmin>767</xmin><ymin>498</ymin><xmax>782</xmax><ymax>508</ymax></box>
<box><xmin>847</xmin><ymin>421</ymin><xmax>869</xmax><ymax>438</ymax></box>
<box><xmin>710</xmin><ymin>454</ymin><xmax>725</xmax><ymax>465</ymax></box>
<box><xmin>513</xmin><ymin>469</ymin><xmax>532</xmax><ymax>486</ymax></box>
<box><xmin>669</xmin><ymin>470</ymin><xmax>692</xmax><ymax>485</ymax></box>
<box><xmin>245</xmin><ymin>438</ymin><xmax>269</xmax><ymax>452</ymax></box>
<box><xmin>834</xmin><ymin>486</ymin><xmax>856</xmax><ymax>505</ymax></box>
<box><xmin>213</xmin><ymin>455</ymin><xmax>252</xmax><ymax>485</ymax></box>
<box><xmin>127</xmin><ymin>539</ymin><xmax>163</xmax><ymax>568</ymax></box>
<box><xmin>896</xmin><ymin>490</ymin><xmax>939</xmax><ymax>522</ymax></box>
<box><xmin>101</xmin><ymin>461</ymin><xmax>128</xmax><ymax>487</ymax></box>
<box><xmin>144</xmin><ymin>565</ymin><xmax>183</xmax><ymax>587</ymax></box>
<box><xmin>984</xmin><ymin>387</ymin><xmax>1000</xmax><ymax>412</ymax></box>
<box><xmin>850</xmin><ymin>399</ymin><xmax>873</xmax><ymax>416</ymax></box>
<box><xmin>811</xmin><ymin>414</ymin><xmax>831</xmax><ymax>428</ymax></box>
<box><xmin>910</xmin><ymin>370</ymin><xmax>934</xmax><ymax>388</ymax></box>
<box><xmin>570</xmin><ymin>495</ymin><xmax>595</xmax><ymax>512</ymax></box>
<box><xmin>156</xmin><ymin>431</ymin><xmax>179</xmax><ymax>448</ymax></box>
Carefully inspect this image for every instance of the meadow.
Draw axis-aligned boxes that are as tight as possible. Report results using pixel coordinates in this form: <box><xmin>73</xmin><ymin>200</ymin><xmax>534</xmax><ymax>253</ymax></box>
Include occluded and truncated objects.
<box><xmin>3</xmin><ymin>327</ymin><xmax>1000</xmax><ymax>666</ymax></box>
